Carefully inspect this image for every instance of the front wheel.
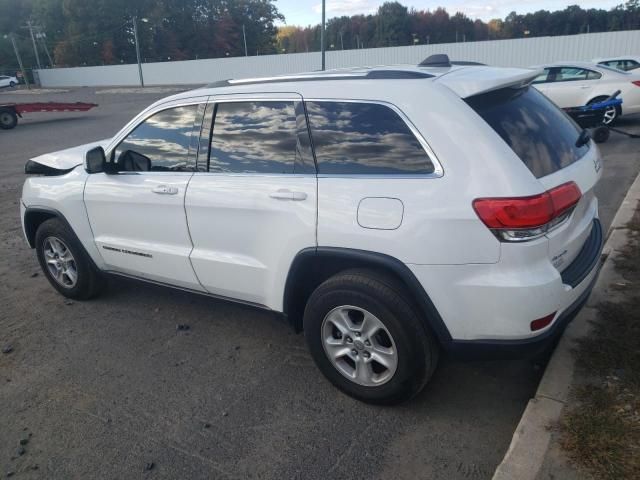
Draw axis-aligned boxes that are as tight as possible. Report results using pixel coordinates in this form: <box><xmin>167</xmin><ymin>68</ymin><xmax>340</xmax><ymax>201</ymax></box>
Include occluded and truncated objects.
<box><xmin>303</xmin><ymin>270</ymin><xmax>439</xmax><ymax>405</ymax></box>
<box><xmin>35</xmin><ymin>218</ymin><xmax>104</xmax><ymax>300</ymax></box>
<box><xmin>9</xmin><ymin>81</ymin><xmax>16</xmax><ymax>87</ymax></box>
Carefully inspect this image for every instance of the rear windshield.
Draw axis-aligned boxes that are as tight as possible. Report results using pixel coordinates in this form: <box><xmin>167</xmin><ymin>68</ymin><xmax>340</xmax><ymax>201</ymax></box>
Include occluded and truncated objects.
<box><xmin>466</xmin><ymin>86</ymin><xmax>589</xmax><ymax>178</ymax></box>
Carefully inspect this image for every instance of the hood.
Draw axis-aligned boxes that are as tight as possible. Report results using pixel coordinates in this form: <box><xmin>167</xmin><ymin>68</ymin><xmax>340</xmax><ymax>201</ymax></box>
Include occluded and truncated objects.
<box><xmin>25</xmin><ymin>139</ymin><xmax>111</xmax><ymax>175</ymax></box>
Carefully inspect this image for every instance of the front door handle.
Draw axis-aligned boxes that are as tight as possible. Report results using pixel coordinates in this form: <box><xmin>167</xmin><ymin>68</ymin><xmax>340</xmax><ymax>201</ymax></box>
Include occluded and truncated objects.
<box><xmin>269</xmin><ymin>189</ymin><xmax>308</xmax><ymax>201</ymax></box>
<box><xmin>152</xmin><ymin>185</ymin><xmax>179</xmax><ymax>195</ymax></box>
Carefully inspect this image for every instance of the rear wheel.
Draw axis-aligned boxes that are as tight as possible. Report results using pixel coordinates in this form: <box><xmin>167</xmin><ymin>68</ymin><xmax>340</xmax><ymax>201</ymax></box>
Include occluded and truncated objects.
<box><xmin>35</xmin><ymin>218</ymin><xmax>104</xmax><ymax>300</ymax></box>
<box><xmin>592</xmin><ymin>126</ymin><xmax>610</xmax><ymax>144</ymax></box>
<box><xmin>303</xmin><ymin>269</ymin><xmax>439</xmax><ymax>405</ymax></box>
<box><xmin>9</xmin><ymin>81</ymin><xmax>16</xmax><ymax>87</ymax></box>
<box><xmin>0</xmin><ymin>108</ymin><xmax>17</xmax><ymax>129</ymax></box>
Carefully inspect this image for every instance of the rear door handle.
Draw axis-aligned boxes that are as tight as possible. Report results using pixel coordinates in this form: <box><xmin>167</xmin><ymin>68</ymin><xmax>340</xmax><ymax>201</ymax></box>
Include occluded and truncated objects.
<box><xmin>152</xmin><ymin>185</ymin><xmax>179</xmax><ymax>195</ymax></box>
<box><xmin>269</xmin><ymin>189</ymin><xmax>307</xmax><ymax>201</ymax></box>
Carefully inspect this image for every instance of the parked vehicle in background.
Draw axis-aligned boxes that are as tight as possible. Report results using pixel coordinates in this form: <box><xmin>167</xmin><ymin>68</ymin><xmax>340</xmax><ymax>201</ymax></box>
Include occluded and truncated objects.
<box><xmin>531</xmin><ymin>61</ymin><xmax>640</xmax><ymax>124</ymax></box>
<box><xmin>594</xmin><ymin>56</ymin><xmax>640</xmax><ymax>72</ymax></box>
<box><xmin>20</xmin><ymin>56</ymin><xmax>604</xmax><ymax>404</ymax></box>
<box><xmin>0</xmin><ymin>75</ymin><xmax>18</xmax><ymax>88</ymax></box>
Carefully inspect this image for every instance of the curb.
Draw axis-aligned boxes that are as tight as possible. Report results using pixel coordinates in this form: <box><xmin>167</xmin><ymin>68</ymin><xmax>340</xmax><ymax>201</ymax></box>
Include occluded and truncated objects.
<box><xmin>492</xmin><ymin>170</ymin><xmax>640</xmax><ymax>480</ymax></box>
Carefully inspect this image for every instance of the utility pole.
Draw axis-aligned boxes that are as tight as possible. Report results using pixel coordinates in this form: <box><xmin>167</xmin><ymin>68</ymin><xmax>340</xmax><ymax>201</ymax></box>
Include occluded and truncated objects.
<box><xmin>36</xmin><ymin>29</ymin><xmax>53</xmax><ymax>67</ymax></box>
<box><xmin>340</xmin><ymin>31</ymin><xmax>344</xmax><ymax>50</ymax></box>
<box><xmin>132</xmin><ymin>16</ymin><xmax>144</xmax><ymax>87</ymax></box>
<box><xmin>320</xmin><ymin>0</ymin><xmax>325</xmax><ymax>70</ymax></box>
<box><xmin>6</xmin><ymin>33</ymin><xmax>30</xmax><ymax>89</ymax></box>
<box><xmin>24</xmin><ymin>21</ymin><xmax>42</xmax><ymax>70</ymax></box>
<box><xmin>242</xmin><ymin>24</ymin><xmax>248</xmax><ymax>56</ymax></box>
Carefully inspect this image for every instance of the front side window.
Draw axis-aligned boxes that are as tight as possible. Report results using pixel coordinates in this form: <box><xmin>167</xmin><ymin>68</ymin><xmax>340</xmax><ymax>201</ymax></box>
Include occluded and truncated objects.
<box><xmin>113</xmin><ymin>105</ymin><xmax>199</xmax><ymax>172</ymax></box>
<box><xmin>208</xmin><ymin>101</ymin><xmax>307</xmax><ymax>174</ymax></box>
<box><xmin>305</xmin><ymin>101</ymin><xmax>435</xmax><ymax>175</ymax></box>
<box><xmin>532</xmin><ymin>69</ymin><xmax>550</xmax><ymax>84</ymax></box>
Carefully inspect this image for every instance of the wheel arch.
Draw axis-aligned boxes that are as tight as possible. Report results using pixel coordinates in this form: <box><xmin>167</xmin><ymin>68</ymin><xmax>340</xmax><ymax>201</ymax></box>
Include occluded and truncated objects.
<box><xmin>283</xmin><ymin>247</ymin><xmax>452</xmax><ymax>346</ymax></box>
<box><xmin>23</xmin><ymin>207</ymin><xmax>61</xmax><ymax>248</ymax></box>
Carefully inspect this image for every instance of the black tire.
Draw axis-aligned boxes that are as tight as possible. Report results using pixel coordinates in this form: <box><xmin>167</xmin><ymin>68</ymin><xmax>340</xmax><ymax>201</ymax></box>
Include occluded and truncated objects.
<box><xmin>0</xmin><ymin>108</ymin><xmax>18</xmax><ymax>130</ymax></box>
<box><xmin>303</xmin><ymin>269</ymin><xmax>439</xmax><ymax>405</ymax></box>
<box><xmin>9</xmin><ymin>81</ymin><xmax>16</xmax><ymax>87</ymax></box>
<box><xmin>587</xmin><ymin>96</ymin><xmax>621</xmax><ymax>125</ymax></box>
<box><xmin>35</xmin><ymin>218</ymin><xmax>104</xmax><ymax>300</ymax></box>
<box><xmin>592</xmin><ymin>126</ymin><xmax>610</xmax><ymax>144</ymax></box>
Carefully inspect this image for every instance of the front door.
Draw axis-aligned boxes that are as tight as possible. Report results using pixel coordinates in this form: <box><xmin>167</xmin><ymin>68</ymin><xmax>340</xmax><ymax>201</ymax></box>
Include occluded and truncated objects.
<box><xmin>84</xmin><ymin>101</ymin><xmax>206</xmax><ymax>290</ymax></box>
<box><xmin>185</xmin><ymin>94</ymin><xmax>317</xmax><ymax>309</ymax></box>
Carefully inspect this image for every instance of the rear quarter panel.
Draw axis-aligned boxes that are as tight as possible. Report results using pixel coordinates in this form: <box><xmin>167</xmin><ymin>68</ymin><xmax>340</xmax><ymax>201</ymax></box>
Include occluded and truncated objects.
<box><xmin>313</xmin><ymin>81</ymin><xmax>545</xmax><ymax>266</ymax></box>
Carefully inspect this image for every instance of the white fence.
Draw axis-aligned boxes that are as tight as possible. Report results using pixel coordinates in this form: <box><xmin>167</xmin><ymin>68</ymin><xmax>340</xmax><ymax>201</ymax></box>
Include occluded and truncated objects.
<box><xmin>37</xmin><ymin>29</ymin><xmax>640</xmax><ymax>88</ymax></box>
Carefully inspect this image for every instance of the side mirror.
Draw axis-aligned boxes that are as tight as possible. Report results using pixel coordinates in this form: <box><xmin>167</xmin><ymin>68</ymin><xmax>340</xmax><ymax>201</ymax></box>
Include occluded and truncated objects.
<box><xmin>85</xmin><ymin>146</ymin><xmax>107</xmax><ymax>174</ymax></box>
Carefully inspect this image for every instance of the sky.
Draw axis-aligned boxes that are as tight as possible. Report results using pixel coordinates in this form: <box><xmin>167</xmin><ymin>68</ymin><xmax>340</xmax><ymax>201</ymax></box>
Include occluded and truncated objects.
<box><xmin>276</xmin><ymin>0</ymin><xmax>624</xmax><ymax>26</ymax></box>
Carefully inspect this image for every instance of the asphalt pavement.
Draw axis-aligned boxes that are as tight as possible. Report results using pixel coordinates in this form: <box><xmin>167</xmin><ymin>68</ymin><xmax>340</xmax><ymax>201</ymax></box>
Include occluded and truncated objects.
<box><xmin>1</xmin><ymin>86</ymin><xmax>638</xmax><ymax>479</ymax></box>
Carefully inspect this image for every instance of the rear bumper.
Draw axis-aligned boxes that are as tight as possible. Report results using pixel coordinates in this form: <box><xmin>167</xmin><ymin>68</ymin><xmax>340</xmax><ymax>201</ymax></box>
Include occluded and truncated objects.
<box><xmin>409</xmin><ymin>218</ymin><xmax>604</xmax><ymax>359</ymax></box>
<box><xmin>446</xmin><ymin>270</ymin><xmax>598</xmax><ymax>359</ymax></box>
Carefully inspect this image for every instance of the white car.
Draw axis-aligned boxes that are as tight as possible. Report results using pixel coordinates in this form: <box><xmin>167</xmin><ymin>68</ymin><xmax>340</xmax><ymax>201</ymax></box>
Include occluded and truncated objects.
<box><xmin>20</xmin><ymin>56</ymin><xmax>604</xmax><ymax>404</ymax></box>
<box><xmin>594</xmin><ymin>56</ymin><xmax>640</xmax><ymax>72</ymax></box>
<box><xmin>531</xmin><ymin>61</ymin><xmax>640</xmax><ymax>123</ymax></box>
<box><xmin>0</xmin><ymin>75</ymin><xmax>18</xmax><ymax>88</ymax></box>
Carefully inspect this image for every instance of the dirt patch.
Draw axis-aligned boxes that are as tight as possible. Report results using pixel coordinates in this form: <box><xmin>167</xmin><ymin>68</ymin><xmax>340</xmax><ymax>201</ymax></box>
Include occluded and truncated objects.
<box><xmin>560</xmin><ymin>205</ymin><xmax>640</xmax><ymax>479</ymax></box>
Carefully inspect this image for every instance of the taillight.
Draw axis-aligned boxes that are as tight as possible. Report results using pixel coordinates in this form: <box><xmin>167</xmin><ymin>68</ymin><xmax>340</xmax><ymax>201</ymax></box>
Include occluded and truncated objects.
<box><xmin>530</xmin><ymin>312</ymin><xmax>556</xmax><ymax>331</ymax></box>
<box><xmin>473</xmin><ymin>182</ymin><xmax>581</xmax><ymax>242</ymax></box>
<box><xmin>632</xmin><ymin>80</ymin><xmax>640</xmax><ymax>87</ymax></box>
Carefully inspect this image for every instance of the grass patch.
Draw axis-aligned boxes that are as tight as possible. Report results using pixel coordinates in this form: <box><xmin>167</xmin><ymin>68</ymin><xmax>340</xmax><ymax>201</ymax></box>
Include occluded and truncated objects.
<box><xmin>559</xmin><ymin>206</ymin><xmax>640</xmax><ymax>479</ymax></box>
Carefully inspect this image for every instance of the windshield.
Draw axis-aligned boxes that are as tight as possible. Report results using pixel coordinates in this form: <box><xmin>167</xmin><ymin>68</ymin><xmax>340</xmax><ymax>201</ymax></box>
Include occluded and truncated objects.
<box><xmin>466</xmin><ymin>86</ymin><xmax>590</xmax><ymax>178</ymax></box>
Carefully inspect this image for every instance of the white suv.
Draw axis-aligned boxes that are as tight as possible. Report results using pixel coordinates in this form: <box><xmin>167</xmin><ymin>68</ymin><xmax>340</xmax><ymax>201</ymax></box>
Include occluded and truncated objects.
<box><xmin>21</xmin><ymin>56</ymin><xmax>604</xmax><ymax>404</ymax></box>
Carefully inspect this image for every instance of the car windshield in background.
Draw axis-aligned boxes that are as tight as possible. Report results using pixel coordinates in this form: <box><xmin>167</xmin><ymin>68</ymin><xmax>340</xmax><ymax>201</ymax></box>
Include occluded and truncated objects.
<box><xmin>466</xmin><ymin>86</ymin><xmax>589</xmax><ymax>179</ymax></box>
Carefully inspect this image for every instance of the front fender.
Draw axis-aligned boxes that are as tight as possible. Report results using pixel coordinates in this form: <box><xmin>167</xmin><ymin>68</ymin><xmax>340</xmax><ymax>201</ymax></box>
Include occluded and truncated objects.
<box><xmin>21</xmin><ymin>167</ymin><xmax>106</xmax><ymax>270</ymax></box>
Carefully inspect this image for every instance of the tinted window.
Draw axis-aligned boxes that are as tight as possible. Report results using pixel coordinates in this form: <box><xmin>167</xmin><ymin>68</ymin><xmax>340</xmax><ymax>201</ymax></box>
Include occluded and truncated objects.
<box><xmin>114</xmin><ymin>105</ymin><xmax>198</xmax><ymax>172</ymax></box>
<box><xmin>466</xmin><ymin>86</ymin><xmax>589</xmax><ymax>179</ymax></box>
<box><xmin>209</xmin><ymin>101</ymin><xmax>303</xmax><ymax>174</ymax></box>
<box><xmin>625</xmin><ymin>60</ymin><xmax>640</xmax><ymax>71</ymax></box>
<box><xmin>306</xmin><ymin>101</ymin><xmax>434</xmax><ymax>174</ymax></box>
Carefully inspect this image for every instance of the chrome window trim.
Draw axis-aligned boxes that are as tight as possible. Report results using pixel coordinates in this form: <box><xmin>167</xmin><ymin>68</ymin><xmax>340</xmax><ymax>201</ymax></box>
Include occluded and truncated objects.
<box><xmin>303</xmin><ymin>98</ymin><xmax>444</xmax><ymax>178</ymax></box>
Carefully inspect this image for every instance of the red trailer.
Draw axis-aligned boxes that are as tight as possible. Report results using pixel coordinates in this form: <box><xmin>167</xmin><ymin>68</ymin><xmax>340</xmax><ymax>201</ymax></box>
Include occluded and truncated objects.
<box><xmin>0</xmin><ymin>102</ymin><xmax>98</xmax><ymax>130</ymax></box>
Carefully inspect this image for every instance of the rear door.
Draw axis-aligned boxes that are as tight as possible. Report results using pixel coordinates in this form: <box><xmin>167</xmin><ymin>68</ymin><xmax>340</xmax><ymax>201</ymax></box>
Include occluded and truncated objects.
<box><xmin>84</xmin><ymin>100</ymin><xmax>206</xmax><ymax>290</ymax></box>
<box><xmin>184</xmin><ymin>94</ymin><xmax>317</xmax><ymax>309</ymax></box>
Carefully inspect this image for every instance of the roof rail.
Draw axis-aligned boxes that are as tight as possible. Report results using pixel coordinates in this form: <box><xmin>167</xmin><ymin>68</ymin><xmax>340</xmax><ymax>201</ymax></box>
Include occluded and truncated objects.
<box><xmin>419</xmin><ymin>54</ymin><xmax>451</xmax><ymax>67</ymax></box>
<box><xmin>451</xmin><ymin>60</ymin><xmax>486</xmax><ymax>66</ymax></box>
<box><xmin>206</xmin><ymin>69</ymin><xmax>434</xmax><ymax>88</ymax></box>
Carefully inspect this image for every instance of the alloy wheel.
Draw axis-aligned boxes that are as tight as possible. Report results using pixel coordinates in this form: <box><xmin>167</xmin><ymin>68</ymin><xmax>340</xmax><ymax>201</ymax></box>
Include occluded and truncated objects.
<box><xmin>43</xmin><ymin>236</ymin><xmax>78</xmax><ymax>288</ymax></box>
<box><xmin>321</xmin><ymin>305</ymin><xmax>398</xmax><ymax>386</ymax></box>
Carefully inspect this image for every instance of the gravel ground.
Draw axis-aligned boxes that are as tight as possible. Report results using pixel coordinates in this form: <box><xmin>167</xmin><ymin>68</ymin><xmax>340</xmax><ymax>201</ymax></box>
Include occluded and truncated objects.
<box><xmin>1</xmin><ymin>87</ymin><xmax>639</xmax><ymax>479</ymax></box>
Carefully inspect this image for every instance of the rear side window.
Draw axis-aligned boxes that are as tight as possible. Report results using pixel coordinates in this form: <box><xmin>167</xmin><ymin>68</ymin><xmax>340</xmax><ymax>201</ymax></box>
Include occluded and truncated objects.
<box><xmin>209</xmin><ymin>101</ymin><xmax>308</xmax><ymax>174</ymax></box>
<box><xmin>305</xmin><ymin>101</ymin><xmax>435</xmax><ymax>175</ymax></box>
<box><xmin>466</xmin><ymin>86</ymin><xmax>589</xmax><ymax>179</ymax></box>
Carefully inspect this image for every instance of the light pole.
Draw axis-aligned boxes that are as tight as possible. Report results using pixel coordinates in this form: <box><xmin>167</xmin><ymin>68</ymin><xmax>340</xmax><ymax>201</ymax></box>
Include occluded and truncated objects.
<box><xmin>4</xmin><ymin>33</ymin><xmax>30</xmax><ymax>89</ymax></box>
<box><xmin>320</xmin><ymin>0</ymin><xmax>325</xmax><ymax>70</ymax></box>
<box><xmin>132</xmin><ymin>16</ymin><xmax>147</xmax><ymax>87</ymax></box>
<box><xmin>242</xmin><ymin>24</ymin><xmax>248</xmax><ymax>56</ymax></box>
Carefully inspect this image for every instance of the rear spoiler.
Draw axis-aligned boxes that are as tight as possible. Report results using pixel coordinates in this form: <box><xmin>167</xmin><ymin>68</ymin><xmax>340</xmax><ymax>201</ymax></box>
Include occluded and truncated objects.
<box><xmin>435</xmin><ymin>66</ymin><xmax>543</xmax><ymax>99</ymax></box>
